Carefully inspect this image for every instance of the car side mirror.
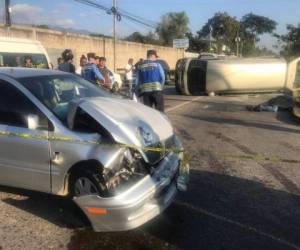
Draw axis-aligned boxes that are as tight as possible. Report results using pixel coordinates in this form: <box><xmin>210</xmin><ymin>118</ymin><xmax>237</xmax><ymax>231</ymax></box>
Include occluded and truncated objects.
<box><xmin>27</xmin><ymin>114</ymin><xmax>39</xmax><ymax>130</ymax></box>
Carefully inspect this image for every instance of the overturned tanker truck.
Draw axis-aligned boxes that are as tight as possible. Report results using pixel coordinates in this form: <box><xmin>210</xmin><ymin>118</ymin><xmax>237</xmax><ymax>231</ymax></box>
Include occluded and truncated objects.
<box><xmin>175</xmin><ymin>56</ymin><xmax>300</xmax><ymax>117</ymax></box>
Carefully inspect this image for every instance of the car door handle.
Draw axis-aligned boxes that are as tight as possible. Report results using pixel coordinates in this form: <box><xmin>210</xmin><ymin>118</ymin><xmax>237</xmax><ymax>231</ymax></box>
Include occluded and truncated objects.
<box><xmin>51</xmin><ymin>152</ymin><xmax>61</xmax><ymax>163</ymax></box>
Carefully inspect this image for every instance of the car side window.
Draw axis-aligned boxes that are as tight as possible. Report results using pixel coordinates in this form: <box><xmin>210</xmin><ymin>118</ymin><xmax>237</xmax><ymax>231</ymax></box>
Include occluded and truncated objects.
<box><xmin>0</xmin><ymin>80</ymin><xmax>49</xmax><ymax>130</ymax></box>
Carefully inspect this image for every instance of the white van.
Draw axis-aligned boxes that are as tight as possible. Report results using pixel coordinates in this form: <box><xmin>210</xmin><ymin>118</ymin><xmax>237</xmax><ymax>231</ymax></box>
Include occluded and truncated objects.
<box><xmin>0</xmin><ymin>37</ymin><xmax>51</xmax><ymax>69</ymax></box>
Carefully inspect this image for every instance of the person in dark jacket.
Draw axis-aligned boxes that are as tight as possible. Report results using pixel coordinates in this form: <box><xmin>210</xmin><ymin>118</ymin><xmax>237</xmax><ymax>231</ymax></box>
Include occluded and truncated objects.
<box><xmin>58</xmin><ymin>49</ymin><xmax>75</xmax><ymax>73</ymax></box>
<box><xmin>136</xmin><ymin>50</ymin><xmax>165</xmax><ymax>112</ymax></box>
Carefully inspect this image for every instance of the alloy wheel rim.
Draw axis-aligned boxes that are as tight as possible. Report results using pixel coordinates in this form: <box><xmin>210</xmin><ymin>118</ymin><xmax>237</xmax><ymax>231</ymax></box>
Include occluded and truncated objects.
<box><xmin>74</xmin><ymin>177</ymin><xmax>98</xmax><ymax>196</ymax></box>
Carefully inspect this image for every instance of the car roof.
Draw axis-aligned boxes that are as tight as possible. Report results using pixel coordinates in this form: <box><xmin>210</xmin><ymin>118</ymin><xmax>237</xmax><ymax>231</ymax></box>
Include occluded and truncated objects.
<box><xmin>0</xmin><ymin>67</ymin><xmax>69</xmax><ymax>79</ymax></box>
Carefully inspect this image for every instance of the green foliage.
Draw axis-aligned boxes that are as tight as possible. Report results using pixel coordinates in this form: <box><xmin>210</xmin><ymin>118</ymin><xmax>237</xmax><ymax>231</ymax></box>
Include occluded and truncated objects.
<box><xmin>198</xmin><ymin>12</ymin><xmax>240</xmax><ymax>53</ymax></box>
<box><xmin>185</xmin><ymin>32</ymin><xmax>208</xmax><ymax>53</ymax></box>
<box><xmin>194</xmin><ymin>12</ymin><xmax>277</xmax><ymax>56</ymax></box>
<box><xmin>124</xmin><ymin>31</ymin><xmax>161</xmax><ymax>45</ymax></box>
<box><xmin>90</xmin><ymin>33</ymin><xmax>111</xmax><ymax>39</ymax></box>
<box><xmin>241</xmin><ymin>13</ymin><xmax>277</xmax><ymax>36</ymax></box>
<box><xmin>124</xmin><ymin>11</ymin><xmax>278</xmax><ymax>57</ymax></box>
<box><xmin>276</xmin><ymin>24</ymin><xmax>300</xmax><ymax>59</ymax></box>
<box><xmin>156</xmin><ymin>12</ymin><xmax>190</xmax><ymax>46</ymax></box>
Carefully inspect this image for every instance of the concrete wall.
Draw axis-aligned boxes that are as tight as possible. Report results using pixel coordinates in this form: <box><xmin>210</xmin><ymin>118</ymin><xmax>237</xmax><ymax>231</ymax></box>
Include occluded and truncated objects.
<box><xmin>0</xmin><ymin>25</ymin><xmax>185</xmax><ymax>70</ymax></box>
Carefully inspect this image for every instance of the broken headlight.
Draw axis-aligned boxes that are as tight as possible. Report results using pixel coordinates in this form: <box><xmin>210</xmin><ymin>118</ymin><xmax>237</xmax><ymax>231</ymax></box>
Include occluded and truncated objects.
<box><xmin>102</xmin><ymin>149</ymin><xmax>148</xmax><ymax>196</ymax></box>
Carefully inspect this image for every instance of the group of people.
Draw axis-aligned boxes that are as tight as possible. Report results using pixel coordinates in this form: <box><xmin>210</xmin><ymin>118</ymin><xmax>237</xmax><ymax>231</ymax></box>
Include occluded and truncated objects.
<box><xmin>57</xmin><ymin>49</ymin><xmax>114</xmax><ymax>91</ymax></box>
<box><xmin>57</xmin><ymin>48</ymin><xmax>166</xmax><ymax>112</ymax></box>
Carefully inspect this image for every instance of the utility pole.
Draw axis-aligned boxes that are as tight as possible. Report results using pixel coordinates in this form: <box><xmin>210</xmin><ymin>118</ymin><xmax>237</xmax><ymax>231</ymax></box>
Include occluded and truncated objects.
<box><xmin>235</xmin><ymin>36</ymin><xmax>241</xmax><ymax>57</ymax></box>
<box><xmin>5</xmin><ymin>0</ymin><xmax>11</xmax><ymax>36</ymax></box>
<box><xmin>5</xmin><ymin>0</ymin><xmax>11</xmax><ymax>26</ymax></box>
<box><xmin>209</xmin><ymin>25</ymin><xmax>213</xmax><ymax>52</ymax></box>
<box><xmin>113</xmin><ymin>0</ymin><xmax>116</xmax><ymax>72</ymax></box>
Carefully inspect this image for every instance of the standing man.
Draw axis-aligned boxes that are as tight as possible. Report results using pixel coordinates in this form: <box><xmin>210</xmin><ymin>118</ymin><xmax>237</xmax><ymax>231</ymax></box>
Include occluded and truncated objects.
<box><xmin>125</xmin><ymin>58</ymin><xmax>135</xmax><ymax>98</ymax></box>
<box><xmin>97</xmin><ymin>57</ymin><xmax>114</xmax><ymax>90</ymax></box>
<box><xmin>82</xmin><ymin>53</ymin><xmax>105</xmax><ymax>84</ymax></box>
<box><xmin>136</xmin><ymin>50</ymin><xmax>165</xmax><ymax>112</ymax></box>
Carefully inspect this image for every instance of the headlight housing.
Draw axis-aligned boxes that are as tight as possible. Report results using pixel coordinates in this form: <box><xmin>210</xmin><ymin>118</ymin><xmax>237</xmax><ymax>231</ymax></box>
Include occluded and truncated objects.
<box><xmin>137</xmin><ymin>126</ymin><xmax>155</xmax><ymax>147</ymax></box>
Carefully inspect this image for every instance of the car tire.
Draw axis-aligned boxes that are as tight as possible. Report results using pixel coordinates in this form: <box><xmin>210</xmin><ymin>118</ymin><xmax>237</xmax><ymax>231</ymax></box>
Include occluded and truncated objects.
<box><xmin>70</xmin><ymin>169</ymin><xmax>107</xmax><ymax>197</ymax></box>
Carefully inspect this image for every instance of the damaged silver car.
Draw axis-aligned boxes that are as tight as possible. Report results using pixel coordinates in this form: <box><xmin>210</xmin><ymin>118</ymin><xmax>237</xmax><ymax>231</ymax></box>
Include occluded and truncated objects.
<box><xmin>0</xmin><ymin>68</ymin><xmax>188</xmax><ymax>232</ymax></box>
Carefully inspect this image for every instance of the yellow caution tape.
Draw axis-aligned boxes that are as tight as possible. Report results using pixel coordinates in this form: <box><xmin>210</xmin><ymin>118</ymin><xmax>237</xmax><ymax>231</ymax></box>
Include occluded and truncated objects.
<box><xmin>0</xmin><ymin>130</ymin><xmax>184</xmax><ymax>154</ymax></box>
<box><xmin>0</xmin><ymin>130</ymin><xmax>298</xmax><ymax>164</ymax></box>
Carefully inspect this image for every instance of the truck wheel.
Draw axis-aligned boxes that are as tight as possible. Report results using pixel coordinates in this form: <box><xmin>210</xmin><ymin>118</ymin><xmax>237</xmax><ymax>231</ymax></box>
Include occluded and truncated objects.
<box><xmin>70</xmin><ymin>169</ymin><xmax>107</xmax><ymax>197</ymax></box>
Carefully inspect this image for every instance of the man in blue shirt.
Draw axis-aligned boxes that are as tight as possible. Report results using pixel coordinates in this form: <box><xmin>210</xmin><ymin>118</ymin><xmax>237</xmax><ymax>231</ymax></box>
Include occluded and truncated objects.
<box><xmin>82</xmin><ymin>53</ymin><xmax>105</xmax><ymax>84</ymax></box>
<box><xmin>136</xmin><ymin>50</ymin><xmax>165</xmax><ymax>112</ymax></box>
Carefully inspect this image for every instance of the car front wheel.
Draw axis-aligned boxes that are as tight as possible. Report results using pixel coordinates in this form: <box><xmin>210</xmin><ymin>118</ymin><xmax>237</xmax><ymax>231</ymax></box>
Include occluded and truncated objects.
<box><xmin>70</xmin><ymin>169</ymin><xmax>107</xmax><ymax>197</ymax></box>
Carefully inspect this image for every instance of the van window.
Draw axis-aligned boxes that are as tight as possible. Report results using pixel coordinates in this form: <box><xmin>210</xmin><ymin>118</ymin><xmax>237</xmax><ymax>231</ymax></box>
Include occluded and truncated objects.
<box><xmin>0</xmin><ymin>52</ymin><xmax>48</xmax><ymax>69</ymax></box>
<box><xmin>294</xmin><ymin>61</ymin><xmax>300</xmax><ymax>88</ymax></box>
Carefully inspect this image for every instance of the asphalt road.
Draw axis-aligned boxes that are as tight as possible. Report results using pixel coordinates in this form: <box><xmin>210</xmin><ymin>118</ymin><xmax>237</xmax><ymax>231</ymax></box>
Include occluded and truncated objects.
<box><xmin>1</xmin><ymin>88</ymin><xmax>300</xmax><ymax>250</ymax></box>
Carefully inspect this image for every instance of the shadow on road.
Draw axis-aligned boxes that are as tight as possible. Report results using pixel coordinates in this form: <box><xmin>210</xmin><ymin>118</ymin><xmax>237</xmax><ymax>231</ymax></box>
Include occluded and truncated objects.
<box><xmin>0</xmin><ymin>186</ymin><xmax>89</xmax><ymax>229</ymax></box>
<box><xmin>2</xmin><ymin>170</ymin><xmax>300</xmax><ymax>250</ymax></box>
<box><xmin>184</xmin><ymin>114</ymin><xmax>300</xmax><ymax>135</ymax></box>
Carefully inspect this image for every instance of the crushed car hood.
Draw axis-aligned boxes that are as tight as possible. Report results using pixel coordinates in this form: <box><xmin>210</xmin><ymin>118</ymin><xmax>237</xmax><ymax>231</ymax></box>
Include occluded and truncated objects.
<box><xmin>68</xmin><ymin>97</ymin><xmax>174</xmax><ymax>147</ymax></box>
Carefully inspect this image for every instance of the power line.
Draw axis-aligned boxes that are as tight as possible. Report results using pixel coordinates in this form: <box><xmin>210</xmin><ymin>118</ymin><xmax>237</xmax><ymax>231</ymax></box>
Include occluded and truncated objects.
<box><xmin>117</xmin><ymin>6</ymin><xmax>158</xmax><ymax>27</ymax></box>
<box><xmin>74</xmin><ymin>0</ymin><xmax>156</xmax><ymax>29</ymax></box>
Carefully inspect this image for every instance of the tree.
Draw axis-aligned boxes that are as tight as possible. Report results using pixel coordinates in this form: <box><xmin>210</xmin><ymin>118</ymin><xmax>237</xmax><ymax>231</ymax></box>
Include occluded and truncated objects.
<box><xmin>124</xmin><ymin>31</ymin><xmax>161</xmax><ymax>45</ymax></box>
<box><xmin>125</xmin><ymin>32</ymin><xmax>147</xmax><ymax>43</ymax></box>
<box><xmin>240</xmin><ymin>14</ymin><xmax>277</xmax><ymax>56</ymax></box>
<box><xmin>198</xmin><ymin>12</ymin><xmax>240</xmax><ymax>53</ymax></box>
<box><xmin>156</xmin><ymin>12</ymin><xmax>190</xmax><ymax>46</ymax></box>
<box><xmin>185</xmin><ymin>32</ymin><xmax>208</xmax><ymax>53</ymax></box>
<box><xmin>241</xmin><ymin>13</ymin><xmax>277</xmax><ymax>39</ymax></box>
<box><xmin>276</xmin><ymin>24</ymin><xmax>300</xmax><ymax>59</ymax></box>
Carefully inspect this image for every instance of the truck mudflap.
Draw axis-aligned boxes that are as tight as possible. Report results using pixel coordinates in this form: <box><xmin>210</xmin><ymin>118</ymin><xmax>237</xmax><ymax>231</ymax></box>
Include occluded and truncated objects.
<box><xmin>73</xmin><ymin>152</ymin><xmax>189</xmax><ymax>232</ymax></box>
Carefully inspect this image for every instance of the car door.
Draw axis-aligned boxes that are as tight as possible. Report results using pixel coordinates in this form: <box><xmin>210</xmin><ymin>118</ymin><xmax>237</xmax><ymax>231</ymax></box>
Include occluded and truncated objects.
<box><xmin>0</xmin><ymin>79</ymin><xmax>51</xmax><ymax>193</ymax></box>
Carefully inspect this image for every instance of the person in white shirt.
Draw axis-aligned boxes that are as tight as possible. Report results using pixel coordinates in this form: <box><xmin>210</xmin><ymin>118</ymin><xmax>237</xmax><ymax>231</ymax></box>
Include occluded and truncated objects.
<box><xmin>125</xmin><ymin>58</ymin><xmax>135</xmax><ymax>98</ymax></box>
<box><xmin>76</xmin><ymin>55</ymin><xmax>87</xmax><ymax>75</ymax></box>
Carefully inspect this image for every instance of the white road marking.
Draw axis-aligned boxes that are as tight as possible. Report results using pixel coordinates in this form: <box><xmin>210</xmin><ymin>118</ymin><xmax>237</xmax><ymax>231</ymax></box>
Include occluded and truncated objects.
<box><xmin>175</xmin><ymin>201</ymin><xmax>300</xmax><ymax>250</ymax></box>
<box><xmin>166</xmin><ymin>96</ymin><xmax>202</xmax><ymax>112</ymax></box>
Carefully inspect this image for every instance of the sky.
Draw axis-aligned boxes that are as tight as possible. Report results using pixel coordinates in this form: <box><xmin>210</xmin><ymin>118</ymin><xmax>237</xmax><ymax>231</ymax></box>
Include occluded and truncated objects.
<box><xmin>1</xmin><ymin>0</ymin><xmax>300</xmax><ymax>50</ymax></box>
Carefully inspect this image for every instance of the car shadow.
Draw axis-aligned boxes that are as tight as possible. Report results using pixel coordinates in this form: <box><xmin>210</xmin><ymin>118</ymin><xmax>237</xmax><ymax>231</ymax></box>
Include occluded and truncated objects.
<box><xmin>67</xmin><ymin>170</ymin><xmax>300</xmax><ymax>250</ymax></box>
<box><xmin>0</xmin><ymin>185</ymin><xmax>90</xmax><ymax>229</ymax></box>
<box><xmin>2</xmin><ymin>170</ymin><xmax>300</xmax><ymax>250</ymax></box>
<box><xmin>276</xmin><ymin>109</ymin><xmax>300</xmax><ymax>127</ymax></box>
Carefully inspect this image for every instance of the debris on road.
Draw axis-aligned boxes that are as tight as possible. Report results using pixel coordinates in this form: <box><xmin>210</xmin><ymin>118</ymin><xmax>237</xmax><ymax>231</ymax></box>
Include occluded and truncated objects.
<box><xmin>246</xmin><ymin>94</ymin><xmax>293</xmax><ymax>112</ymax></box>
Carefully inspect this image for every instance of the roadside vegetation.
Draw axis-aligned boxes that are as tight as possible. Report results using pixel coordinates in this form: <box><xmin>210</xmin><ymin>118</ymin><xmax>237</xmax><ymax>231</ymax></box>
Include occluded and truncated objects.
<box><xmin>124</xmin><ymin>11</ymin><xmax>299</xmax><ymax>59</ymax></box>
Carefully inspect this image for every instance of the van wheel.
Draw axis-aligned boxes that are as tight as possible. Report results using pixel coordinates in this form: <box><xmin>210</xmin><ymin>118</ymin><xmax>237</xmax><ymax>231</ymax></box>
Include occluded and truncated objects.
<box><xmin>70</xmin><ymin>169</ymin><xmax>107</xmax><ymax>197</ymax></box>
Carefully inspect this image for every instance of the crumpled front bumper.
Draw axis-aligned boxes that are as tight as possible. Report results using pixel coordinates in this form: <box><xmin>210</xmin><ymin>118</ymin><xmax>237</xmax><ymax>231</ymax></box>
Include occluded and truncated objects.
<box><xmin>73</xmin><ymin>152</ymin><xmax>188</xmax><ymax>232</ymax></box>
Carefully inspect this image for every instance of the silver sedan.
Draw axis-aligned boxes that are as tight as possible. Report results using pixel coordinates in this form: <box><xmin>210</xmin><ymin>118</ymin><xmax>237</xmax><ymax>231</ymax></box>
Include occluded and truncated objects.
<box><xmin>0</xmin><ymin>68</ymin><xmax>188</xmax><ymax>232</ymax></box>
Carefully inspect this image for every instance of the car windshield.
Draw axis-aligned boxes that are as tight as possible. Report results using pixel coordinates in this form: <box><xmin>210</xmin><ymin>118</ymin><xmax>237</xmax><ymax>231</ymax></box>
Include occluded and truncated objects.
<box><xmin>18</xmin><ymin>74</ymin><xmax>113</xmax><ymax>124</ymax></box>
<box><xmin>0</xmin><ymin>52</ymin><xmax>49</xmax><ymax>69</ymax></box>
